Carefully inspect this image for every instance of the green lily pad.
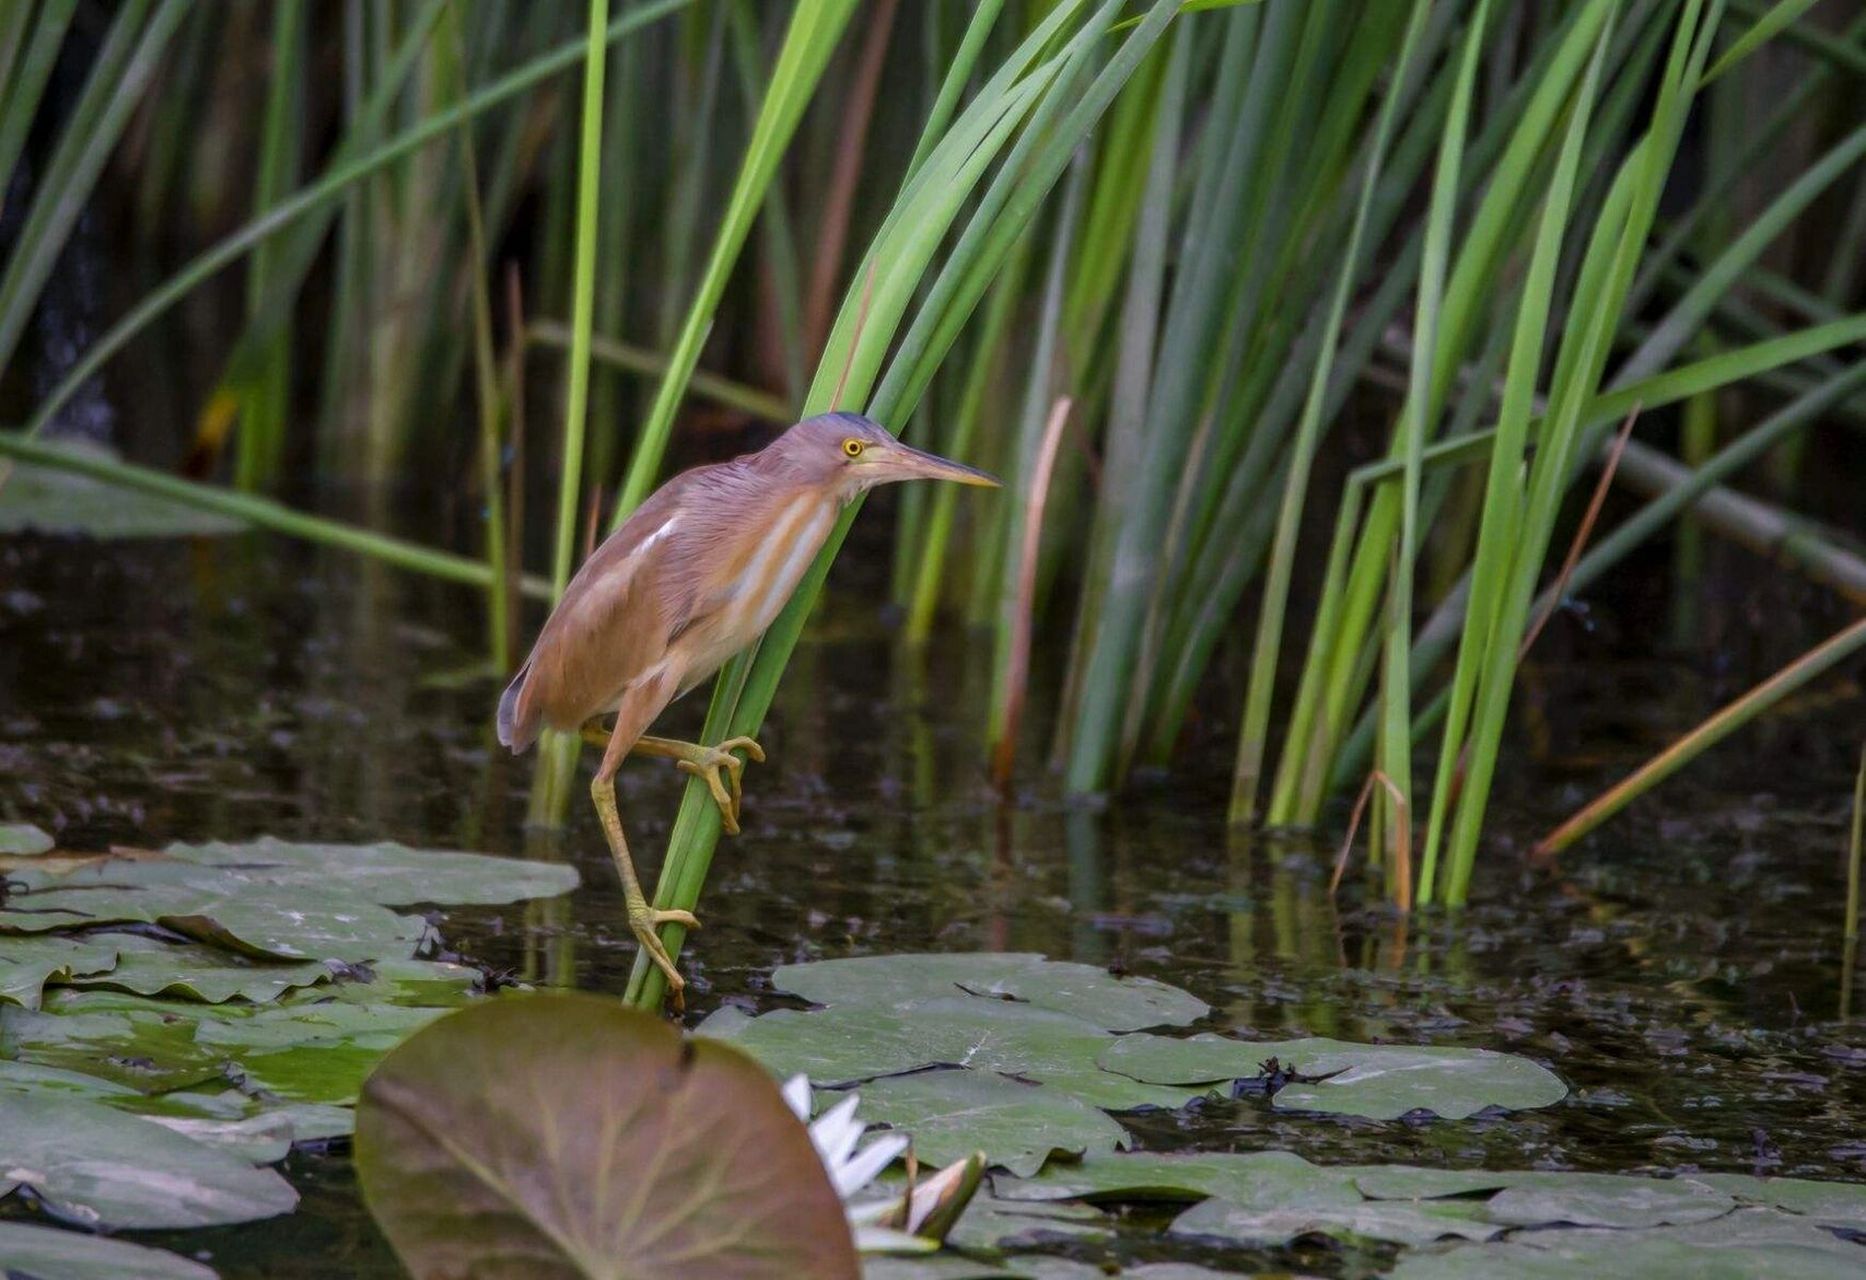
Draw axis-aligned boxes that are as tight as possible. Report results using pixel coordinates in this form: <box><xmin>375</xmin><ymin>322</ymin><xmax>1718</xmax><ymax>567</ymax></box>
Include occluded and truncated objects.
<box><xmin>2</xmin><ymin>1003</ymin><xmax>231</xmax><ymax>1093</ymax></box>
<box><xmin>1351</xmin><ymin>1167</ymin><xmax>1522</xmax><ymax>1200</ymax></box>
<box><xmin>1352</xmin><ymin>1166</ymin><xmax>1738</xmax><ymax>1229</ymax></box>
<box><xmin>1170</xmin><ymin>1191</ymin><xmax>1504</xmax><ymax>1248</ymax></box>
<box><xmin>862</xmin><ymin>1258</ymin><xmax>1029</xmax><ymax>1280</ymax></box>
<box><xmin>0</xmin><ymin>935</ymin><xmax>118</xmax><ymax>1010</ymax></box>
<box><xmin>61</xmin><ymin>934</ymin><xmax>331</xmax><ymax>1004</ymax></box>
<box><xmin>847</xmin><ymin>1069</ymin><xmax>1130</xmax><ymax>1177</ymax></box>
<box><xmin>357</xmin><ymin>993</ymin><xmax>860</xmax><ymax>1279</ymax></box>
<box><xmin>0</xmin><ymin>823</ymin><xmax>55</xmax><ymax>856</ymax></box>
<box><xmin>0</xmin><ymin>1094</ymin><xmax>296</xmax><ymax>1229</ymax></box>
<box><xmin>993</xmin><ymin>1149</ymin><xmax>1361</xmax><ymax>1205</ymax></box>
<box><xmin>942</xmin><ymin>1189</ymin><xmax>1111</xmax><ymax>1252</ymax></box>
<box><xmin>315</xmin><ymin>957</ymin><xmax>482</xmax><ymax>1008</ymax></box>
<box><xmin>197</xmin><ymin>1000</ymin><xmax>450</xmax><ymax>1104</ymax></box>
<box><xmin>1696</xmin><ymin>1172</ymin><xmax>1866</xmax><ymax>1228</ymax></box>
<box><xmin>705</xmin><ymin>997</ymin><xmax>1207</xmax><ymax>1110</ymax></box>
<box><xmin>1100</xmin><ymin>1032</ymin><xmax>1566</xmax><ymax>1119</ymax></box>
<box><xmin>0</xmin><ymin>858</ymin><xmax>428</xmax><ymax>963</ymax></box>
<box><xmin>0</xmin><ymin>1221</ymin><xmax>217</xmax><ymax>1279</ymax></box>
<box><xmin>771</xmin><ymin>954</ymin><xmax>1208</xmax><ymax>1031</ymax></box>
<box><xmin>1483</xmin><ymin>1172</ymin><xmax>1733</xmax><ymax>1228</ymax></box>
<box><xmin>145</xmin><ymin>1112</ymin><xmax>295</xmax><ymax>1164</ymax></box>
<box><xmin>163</xmin><ymin>837</ymin><xmax>579</xmax><ymax>907</ymax></box>
<box><xmin>1389</xmin><ymin>1208</ymin><xmax>1866</xmax><ymax>1279</ymax></box>
<box><xmin>0</xmin><ymin>440</ymin><xmax>245</xmax><ymax>538</ymax></box>
<box><xmin>0</xmin><ymin>1058</ymin><xmax>138</xmax><ymax>1102</ymax></box>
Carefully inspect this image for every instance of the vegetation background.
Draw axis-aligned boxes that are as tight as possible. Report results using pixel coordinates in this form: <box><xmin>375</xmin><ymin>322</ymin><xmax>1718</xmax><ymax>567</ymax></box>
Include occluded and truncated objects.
<box><xmin>1</xmin><ymin>0</ymin><xmax>1861</xmax><ymax>985</ymax></box>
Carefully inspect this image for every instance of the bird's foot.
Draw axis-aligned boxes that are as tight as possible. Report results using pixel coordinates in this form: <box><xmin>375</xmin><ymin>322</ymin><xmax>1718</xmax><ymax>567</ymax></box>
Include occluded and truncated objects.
<box><xmin>628</xmin><ymin>898</ymin><xmax>700</xmax><ymax>1014</ymax></box>
<box><xmin>656</xmin><ymin>736</ymin><xmax>764</xmax><ymax>834</ymax></box>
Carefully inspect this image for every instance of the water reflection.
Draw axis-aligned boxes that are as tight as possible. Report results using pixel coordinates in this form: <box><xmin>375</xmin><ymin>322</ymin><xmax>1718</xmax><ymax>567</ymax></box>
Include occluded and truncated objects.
<box><xmin>4</xmin><ymin>533</ymin><xmax>1865</xmax><ymax>1277</ymax></box>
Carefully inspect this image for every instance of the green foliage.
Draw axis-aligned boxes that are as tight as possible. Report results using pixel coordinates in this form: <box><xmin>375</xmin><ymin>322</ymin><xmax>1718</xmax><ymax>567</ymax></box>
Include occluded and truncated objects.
<box><xmin>2</xmin><ymin>0</ymin><xmax>1860</xmax><ymax>923</ymax></box>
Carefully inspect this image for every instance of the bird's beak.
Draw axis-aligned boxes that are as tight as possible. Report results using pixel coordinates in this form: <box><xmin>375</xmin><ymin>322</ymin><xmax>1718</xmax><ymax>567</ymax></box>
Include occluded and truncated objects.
<box><xmin>879</xmin><ymin>441</ymin><xmax>1001</xmax><ymax>488</ymax></box>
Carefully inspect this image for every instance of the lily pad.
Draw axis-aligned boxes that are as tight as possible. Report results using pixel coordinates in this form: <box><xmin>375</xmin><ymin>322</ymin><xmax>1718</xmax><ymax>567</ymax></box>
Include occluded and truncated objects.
<box><xmin>1483</xmin><ymin>1172</ymin><xmax>1733</xmax><ymax>1228</ymax></box>
<box><xmin>1100</xmin><ymin>1032</ymin><xmax>1566</xmax><ymax>1119</ymax></box>
<box><xmin>0</xmin><ymin>440</ymin><xmax>245</xmax><ymax>538</ymax></box>
<box><xmin>847</xmin><ymin>1069</ymin><xmax>1130</xmax><ymax>1177</ymax></box>
<box><xmin>0</xmin><ymin>857</ymin><xmax>428</xmax><ymax>963</ymax></box>
<box><xmin>940</xmin><ymin>1190</ymin><xmax>1111</xmax><ymax>1252</ymax></box>
<box><xmin>163</xmin><ymin>837</ymin><xmax>579</xmax><ymax>907</ymax></box>
<box><xmin>772</xmin><ymin>954</ymin><xmax>1209</xmax><ymax>1032</ymax></box>
<box><xmin>1696</xmin><ymin>1172</ymin><xmax>1866</xmax><ymax>1228</ymax></box>
<box><xmin>357</xmin><ymin>992</ymin><xmax>860</xmax><ymax>1279</ymax></box>
<box><xmin>316</xmin><ymin>957</ymin><xmax>483</xmax><ymax>1008</ymax></box>
<box><xmin>705</xmin><ymin>997</ymin><xmax>1207</xmax><ymax>1110</ymax></box>
<box><xmin>2</xmin><ymin>1003</ymin><xmax>231</xmax><ymax>1093</ymax></box>
<box><xmin>993</xmin><ymin>1149</ymin><xmax>1361</xmax><ymax>1205</ymax></box>
<box><xmin>198</xmin><ymin>1001</ymin><xmax>451</xmax><ymax>1104</ymax></box>
<box><xmin>145</xmin><ymin>1112</ymin><xmax>296</xmax><ymax>1164</ymax></box>
<box><xmin>0</xmin><ymin>823</ymin><xmax>55</xmax><ymax>856</ymax></box>
<box><xmin>1352</xmin><ymin>1167</ymin><xmax>1738</xmax><ymax>1228</ymax></box>
<box><xmin>0</xmin><ymin>1220</ymin><xmax>217</xmax><ymax>1280</ymax></box>
<box><xmin>0</xmin><ymin>935</ymin><xmax>118</xmax><ymax>1010</ymax></box>
<box><xmin>0</xmin><ymin>1094</ymin><xmax>296</xmax><ymax>1229</ymax></box>
<box><xmin>1170</xmin><ymin>1192</ymin><xmax>1504</xmax><ymax>1248</ymax></box>
<box><xmin>1389</xmin><ymin>1208</ymin><xmax>1866</xmax><ymax>1279</ymax></box>
<box><xmin>61</xmin><ymin>934</ymin><xmax>331</xmax><ymax>1004</ymax></box>
<box><xmin>0</xmin><ymin>1058</ymin><xmax>138</xmax><ymax>1102</ymax></box>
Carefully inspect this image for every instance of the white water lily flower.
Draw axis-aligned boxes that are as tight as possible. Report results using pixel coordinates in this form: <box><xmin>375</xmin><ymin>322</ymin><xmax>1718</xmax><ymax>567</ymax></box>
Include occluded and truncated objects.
<box><xmin>781</xmin><ymin>1074</ymin><xmax>910</xmax><ymax>1202</ymax></box>
<box><xmin>781</xmin><ymin>1074</ymin><xmax>986</xmax><ymax>1255</ymax></box>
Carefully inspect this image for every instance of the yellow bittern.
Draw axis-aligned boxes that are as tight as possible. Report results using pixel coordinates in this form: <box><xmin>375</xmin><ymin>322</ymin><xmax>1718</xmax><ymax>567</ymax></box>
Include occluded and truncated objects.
<box><xmin>498</xmin><ymin>412</ymin><xmax>998</xmax><ymax>1003</ymax></box>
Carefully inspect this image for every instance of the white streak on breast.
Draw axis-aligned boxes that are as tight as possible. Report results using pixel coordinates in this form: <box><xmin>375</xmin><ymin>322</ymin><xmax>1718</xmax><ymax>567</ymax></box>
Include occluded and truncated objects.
<box><xmin>750</xmin><ymin>505</ymin><xmax>832</xmax><ymax>629</ymax></box>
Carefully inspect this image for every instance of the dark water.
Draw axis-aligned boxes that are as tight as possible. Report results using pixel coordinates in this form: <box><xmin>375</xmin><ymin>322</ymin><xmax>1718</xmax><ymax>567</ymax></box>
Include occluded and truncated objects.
<box><xmin>3</xmin><ymin>531</ymin><xmax>1863</xmax><ymax>1277</ymax></box>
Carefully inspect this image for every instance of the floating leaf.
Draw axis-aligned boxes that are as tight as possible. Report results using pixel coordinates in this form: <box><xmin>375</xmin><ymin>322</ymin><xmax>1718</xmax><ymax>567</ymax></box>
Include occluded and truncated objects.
<box><xmin>993</xmin><ymin>1149</ymin><xmax>1359</xmax><ymax>1205</ymax></box>
<box><xmin>847</xmin><ymin>1069</ymin><xmax>1130</xmax><ymax>1177</ymax></box>
<box><xmin>1389</xmin><ymin>1208</ymin><xmax>1866</xmax><ymax>1279</ymax></box>
<box><xmin>1482</xmin><ymin>1172</ymin><xmax>1733</xmax><ymax>1229</ymax></box>
<box><xmin>1354</xmin><ymin>1167</ymin><xmax>1739</xmax><ymax>1228</ymax></box>
<box><xmin>201</xmin><ymin>1001</ymin><xmax>451</xmax><ymax>1105</ymax></box>
<box><xmin>0</xmin><ymin>1221</ymin><xmax>217</xmax><ymax>1280</ymax></box>
<box><xmin>145</xmin><ymin>1112</ymin><xmax>295</xmax><ymax>1165</ymax></box>
<box><xmin>163</xmin><ymin>837</ymin><xmax>579</xmax><ymax>907</ymax></box>
<box><xmin>1100</xmin><ymin>1032</ymin><xmax>1566</xmax><ymax>1119</ymax></box>
<box><xmin>706</xmin><ymin>997</ymin><xmax>1206</xmax><ymax>1110</ymax></box>
<box><xmin>0</xmin><ymin>858</ymin><xmax>428</xmax><ymax>963</ymax></box>
<box><xmin>772</xmin><ymin>954</ymin><xmax>1208</xmax><ymax>1032</ymax></box>
<box><xmin>316</xmin><ymin>958</ymin><xmax>482</xmax><ymax>1008</ymax></box>
<box><xmin>2</xmin><ymin>1003</ymin><xmax>231</xmax><ymax>1093</ymax></box>
<box><xmin>61</xmin><ymin>934</ymin><xmax>330</xmax><ymax>1004</ymax></box>
<box><xmin>0</xmin><ymin>1094</ymin><xmax>296</xmax><ymax>1229</ymax></box>
<box><xmin>0</xmin><ymin>936</ymin><xmax>118</xmax><ymax>1010</ymax></box>
<box><xmin>1697</xmin><ymin>1172</ymin><xmax>1866</xmax><ymax>1228</ymax></box>
<box><xmin>0</xmin><ymin>823</ymin><xmax>55</xmax><ymax>856</ymax></box>
<box><xmin>0</xmin><ymin>441</ymin><xmax>245</xmax><ymax>538</ymax></box>
<box><xmin>356</xmin><ymin>993</ymin><xmax>860</xmax><ymax>1279</ymax></box>
<box><xmin>1170</xmin><ymin>1191</ymin><xmax>1503</xmax><ymax>1248</ymax></box>
<box><xmin>860</xmin><ymin>1257</ymin><xmax>1028</xmax><ymax>1280</ymax></box>
<box><xmin>940</xmin><ymin>1189</ymin><xmax>1111</xmax><ymax>1252</ymax></box>
<box><xmin>0</xmin><ymin>1058</ymin><xmax>138</xmax><ymax>1103</ymax></box>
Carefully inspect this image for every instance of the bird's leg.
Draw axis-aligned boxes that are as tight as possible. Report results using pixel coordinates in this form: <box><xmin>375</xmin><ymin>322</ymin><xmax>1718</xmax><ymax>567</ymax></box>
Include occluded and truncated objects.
<box><xmin>579</xmin><ymin>721</ymin><xmax>764</xmax><ymax>835</ymax></box>
<box><xmin>589</xmin><ymin>770</ymin><xmax>700</xmax><ymax>1012</ymax></box>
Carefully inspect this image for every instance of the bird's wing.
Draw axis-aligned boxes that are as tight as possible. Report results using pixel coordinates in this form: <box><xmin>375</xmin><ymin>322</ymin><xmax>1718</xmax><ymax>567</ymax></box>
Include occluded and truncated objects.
<box><xmin>498</xmin><ymin>471</ymin><xmax>714</xmax><ymax>748</ymax></box>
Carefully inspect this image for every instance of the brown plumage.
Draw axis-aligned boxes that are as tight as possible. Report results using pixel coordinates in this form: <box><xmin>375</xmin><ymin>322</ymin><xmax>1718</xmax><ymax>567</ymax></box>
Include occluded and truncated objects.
<box><xmin>496</xmin><ymin>410</ymin><xmax>998</xmax><ymax>1006</ymax></box>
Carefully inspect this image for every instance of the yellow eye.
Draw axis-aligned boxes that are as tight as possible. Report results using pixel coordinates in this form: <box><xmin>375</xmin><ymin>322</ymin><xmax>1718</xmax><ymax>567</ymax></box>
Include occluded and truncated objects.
<box><xmin>842</xmin><ymin>438</ymin><xmax>865</xmax><ymax>458</ymax></box>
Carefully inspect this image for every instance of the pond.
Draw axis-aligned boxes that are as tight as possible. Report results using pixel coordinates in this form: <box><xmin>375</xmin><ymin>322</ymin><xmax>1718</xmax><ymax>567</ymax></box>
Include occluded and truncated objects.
<box><xmin>3</xmin><ymin>527</ymin><xmax>1863</xmax><ymax>1278</ymax></box>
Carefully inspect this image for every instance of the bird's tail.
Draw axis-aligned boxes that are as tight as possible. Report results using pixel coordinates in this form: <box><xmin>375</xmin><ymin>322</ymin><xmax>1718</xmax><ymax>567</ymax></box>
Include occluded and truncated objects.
<box><xmin>496</xmin><ymin>661</ymin><xmax>538</xmax><ymax>752</ymax></box>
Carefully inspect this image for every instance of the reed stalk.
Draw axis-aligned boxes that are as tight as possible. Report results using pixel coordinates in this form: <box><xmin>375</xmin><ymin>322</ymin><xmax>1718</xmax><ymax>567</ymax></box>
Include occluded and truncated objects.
<box><xmin>1533</xmin><ymin>617</ymin><xmax>1866</xmax><ymax>858</ymax></box>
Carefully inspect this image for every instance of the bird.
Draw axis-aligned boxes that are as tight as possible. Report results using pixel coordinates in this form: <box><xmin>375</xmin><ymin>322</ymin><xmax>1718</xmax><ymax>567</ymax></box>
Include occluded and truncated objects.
<box><xmin>498</xmin><ymin>411</ymin><xmax>998</xmax><ymax>1006</ymax></box>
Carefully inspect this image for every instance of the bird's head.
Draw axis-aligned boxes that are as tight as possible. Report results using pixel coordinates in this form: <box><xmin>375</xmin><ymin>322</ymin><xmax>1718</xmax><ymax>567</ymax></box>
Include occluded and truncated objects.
<box><xmin>773</xmin><ymin>411</ymin><xmax>1000</xmax><ymax>501</ymax></box>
